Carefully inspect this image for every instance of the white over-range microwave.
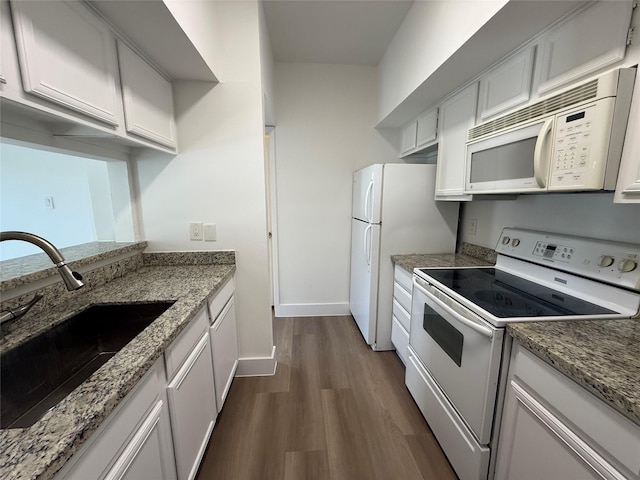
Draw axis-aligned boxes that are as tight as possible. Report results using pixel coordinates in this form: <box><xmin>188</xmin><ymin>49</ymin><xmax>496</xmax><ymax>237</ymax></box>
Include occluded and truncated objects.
<box><xmin>465</xmin><ymin>67</ymin><xmax>636</xmax><ymax>194</ymax></box>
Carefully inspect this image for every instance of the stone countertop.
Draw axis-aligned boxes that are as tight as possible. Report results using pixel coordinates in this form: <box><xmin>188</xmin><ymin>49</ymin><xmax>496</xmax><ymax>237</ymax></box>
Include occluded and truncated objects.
<box><xmin>508</xmin><ymin>319</ymin><xmax>640</xmax><ymax>427</ymax></box>
<box><xmin>391</xmin><ymin>252</ymin><xmax>494</xmax><ymax>272</ymax></box>
<box><xmin>0</xmin><ymin>263</ymin><xmax>235</xmax><ymax>480</ymax></box>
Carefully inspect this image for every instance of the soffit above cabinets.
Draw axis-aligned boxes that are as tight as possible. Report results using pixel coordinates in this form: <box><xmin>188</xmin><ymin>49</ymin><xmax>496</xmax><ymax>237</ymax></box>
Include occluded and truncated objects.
<box><xmin>377</xmin><ymin>0</ymin><xmax>588</xmax><ymax>129</ymax></box>
<box><xmin>86</xmin><ymin>0</ymin><xmax>217</xmax><ymax>83</ymax></box>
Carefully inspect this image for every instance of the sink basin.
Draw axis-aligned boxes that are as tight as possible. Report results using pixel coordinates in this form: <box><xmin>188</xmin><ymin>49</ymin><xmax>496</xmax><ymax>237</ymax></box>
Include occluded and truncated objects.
<box><xmin>0</xmin><ymin>302</ymin><xmax>174</xmax><ymax>429</ymax></box>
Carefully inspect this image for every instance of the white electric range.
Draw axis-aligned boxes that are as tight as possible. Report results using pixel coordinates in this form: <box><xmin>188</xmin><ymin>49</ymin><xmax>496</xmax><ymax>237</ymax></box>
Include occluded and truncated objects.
<box><xmin>405</xmin><ymin>228</ymin><xmax>640</xmax><ymax>480</ymax></box>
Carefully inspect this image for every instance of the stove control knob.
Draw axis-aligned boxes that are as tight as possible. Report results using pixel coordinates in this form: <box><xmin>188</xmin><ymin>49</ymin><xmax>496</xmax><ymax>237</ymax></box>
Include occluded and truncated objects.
<box><xmin>618</xmin><ymin>259</ymin><xmax>638</xmax><ymax>273</ymax></box>
<box><xmin>511</xmin><ymin>239</ymin><xmax>520</xmax><ymax>247</ymax></box>
<box><xmin>502</xmin><ymin>236</ymin><xmax>511</xmax><ymax>245</ymax></box>
<box><xmin>598</xmin><ymin>255</ymin><xmax>615</xmax><ymax>268</ymax></box>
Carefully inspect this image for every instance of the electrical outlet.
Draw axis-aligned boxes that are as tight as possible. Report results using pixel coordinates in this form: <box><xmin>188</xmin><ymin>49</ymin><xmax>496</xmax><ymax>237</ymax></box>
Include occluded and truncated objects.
<box><xmin>469</xmin><ymin>218</ymin><xmax>478</xmax><ymax>236</ymax></box>
<box><xmin>190</xmin><ymin>222</ymin><xmax>203</xmax><ymax>241</ymax></box>
<box><xmin>204</xmin><ymin>223</ymin><xmax>217</xmax><ymax>241</ymax></box>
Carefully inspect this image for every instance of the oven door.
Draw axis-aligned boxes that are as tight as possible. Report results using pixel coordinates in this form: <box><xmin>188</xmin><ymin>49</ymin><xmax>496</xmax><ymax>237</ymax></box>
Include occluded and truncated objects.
<box><xmin>465</xmin><ymin>118</ymin><xmax>553</xmax><ymax>194</ymax></box>
<box><xmin>410</xmin><ymin>275</ymin><xmax>504</xmax><ymax>444</ymax></box>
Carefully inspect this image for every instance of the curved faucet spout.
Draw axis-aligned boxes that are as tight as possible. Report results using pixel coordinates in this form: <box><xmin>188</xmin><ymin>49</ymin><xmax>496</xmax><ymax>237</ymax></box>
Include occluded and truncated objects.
<box><xmin>0</xmin><ymin>231</ymin><xmax>84</xmax><ymax>290</ymax></box>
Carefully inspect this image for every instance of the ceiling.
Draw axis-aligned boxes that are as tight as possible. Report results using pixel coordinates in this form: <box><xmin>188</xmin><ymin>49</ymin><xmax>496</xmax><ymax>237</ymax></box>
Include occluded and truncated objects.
<box><xmin>262</xmin><ymin>0</ymin><xmax>414</xmax><ymax>66</ymax></box>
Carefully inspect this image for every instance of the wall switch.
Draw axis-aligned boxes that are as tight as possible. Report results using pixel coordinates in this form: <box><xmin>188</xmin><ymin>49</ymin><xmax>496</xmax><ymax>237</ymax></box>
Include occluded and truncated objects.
<box><xmin>190</xmin><ymin>222</ymin><xmax>203</xmax><ymax>241</ymax></box>
<box><xmin>469</xmin><ymin>218</ymin><xmax>478</xmax><ymax>236</ymax></box>
<box><xmin>44</xmin><ymin>196</ymin><xmax>54</xmax><ymax>209</ymax></box>
<box><xmin>204</xmin><ymin>223</ymin><xmax>217</xmax><ymax>241</ymax></box>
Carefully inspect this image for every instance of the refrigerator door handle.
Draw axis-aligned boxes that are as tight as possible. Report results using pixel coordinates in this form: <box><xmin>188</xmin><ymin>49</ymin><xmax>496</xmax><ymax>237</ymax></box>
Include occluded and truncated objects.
<box><xmin>364</xmin><ymin>224</ymin><xmax>372</xmax><ymax>266</ymax></box>
<box><xmin>364</xmin><ymin>180</ymin><xmax>374</xmax><ymax>223</ymax></box>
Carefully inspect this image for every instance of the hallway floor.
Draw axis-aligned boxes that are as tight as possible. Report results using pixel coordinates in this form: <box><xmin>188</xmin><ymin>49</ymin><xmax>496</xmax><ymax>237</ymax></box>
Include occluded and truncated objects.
<box><xmin>195</xmin><ymin>315</ymin><xmax>457</xmax><ymax>480</ymax></box>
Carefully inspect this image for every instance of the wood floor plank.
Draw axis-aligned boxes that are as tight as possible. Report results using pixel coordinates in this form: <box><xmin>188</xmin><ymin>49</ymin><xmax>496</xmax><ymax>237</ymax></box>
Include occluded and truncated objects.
<box><xmin>321</xmin><ymin>388</ymin><xmax>378</xmax><ymax>480</ymax></box>
<box><xmin>196</xmin><ymin>316</ymin><xmax>457</xmax><ymax>480</ymax></box>
<box><xmin>283</xmin><ymin>450</ymin><xmax>330</xmax><ymax>480</ymax></box>
<box><xmin>406</xmin><ymin>433</ymin><xmax>458</xmax><ymax>480</ymax></box>
<box><xmin>286</xmin><ymin>332</ymin><xmax>326</xmax><ymax>451</ymax></box>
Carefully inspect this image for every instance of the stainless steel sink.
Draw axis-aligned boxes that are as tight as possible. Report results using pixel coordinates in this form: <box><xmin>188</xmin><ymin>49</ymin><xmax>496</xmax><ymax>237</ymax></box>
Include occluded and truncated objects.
<box><xmin>0</xmin><ymin>302</ymin><xmax>175</xmax><ymax>429</ymax></box>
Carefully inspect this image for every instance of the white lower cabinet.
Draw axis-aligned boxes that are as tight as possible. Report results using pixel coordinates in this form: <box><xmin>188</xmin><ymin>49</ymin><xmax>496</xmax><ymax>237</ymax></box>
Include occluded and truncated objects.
<box><xmin>103</xmin><ymin>400</ymin><xmax>176</xmax><ymax>480</ymax></box>
<box><xmin>209</xmin><ymin>295</ymin><xmax>238</xmax><ymax>410</ymax></box>
<box><xmin>55</xmin><ymin>359</ymin><xmax>176</xmax><ymax>480</ymax></box>
<box><xmin>390</xmin><ymin>265</ymin><xmax>412</xmax><ymax>364</ymax></box>
<box><xmin>495</xmin><ymin>342</ymin><xmax>640</xmax><ymax>480</ymax></box>
<box><xmin>54</xmin><ymin>277</ymin><xmax>238</xmax><ymax>480</ymax></box>
<box><xmin>166</xmin><ymin>331</ymin><xmax>217</xmax><ymax>480</ymax></box>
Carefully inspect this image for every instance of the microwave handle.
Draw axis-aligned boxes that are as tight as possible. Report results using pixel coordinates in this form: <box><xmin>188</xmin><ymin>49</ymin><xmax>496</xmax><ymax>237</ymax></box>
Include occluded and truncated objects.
<box><xmin>533</xmin><ymin>118</ymin><xmax>554</xmax><ymax>188</ymax></box>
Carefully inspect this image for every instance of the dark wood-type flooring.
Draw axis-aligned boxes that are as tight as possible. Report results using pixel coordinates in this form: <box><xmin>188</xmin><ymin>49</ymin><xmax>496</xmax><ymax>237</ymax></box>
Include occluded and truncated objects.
<box><xmin>195</xmin><ymin>315</ymin><xmax>457</xmax><ymax>480</ymax></box>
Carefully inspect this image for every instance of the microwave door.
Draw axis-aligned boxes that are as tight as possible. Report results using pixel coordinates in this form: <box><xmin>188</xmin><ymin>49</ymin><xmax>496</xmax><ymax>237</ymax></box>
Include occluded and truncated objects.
<box><xmin>465</xmin><ymin>120</ymin><xmax>552</xmax><ymax>194</ymax></box>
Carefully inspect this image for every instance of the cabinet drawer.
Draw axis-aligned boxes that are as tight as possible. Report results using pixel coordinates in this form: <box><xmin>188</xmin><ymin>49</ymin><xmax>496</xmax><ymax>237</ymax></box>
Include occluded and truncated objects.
<box><xmin>393</xmin><ymin>281</ymin><xmax>411</xmax><ymax>314</ymax></box>
<box><xmin>511</xmin><ymin>345</ymin><xmax>640</xmax><ymax>477</ymax></box>
<box><xmin>165</xmin><ymin>307</ymin><xmax>209</xmax><ymax>381</ymax></box>
<box><xmin>391</xmin><ymin>316</ymin><xmax>409</xmax><ymax>365</ymax></box>
<box><xmin>392</xmin><ymin>299</ymin><xmax>410</xmax><ymax>332</ymax></box>
<box><xmin>394</xmin><ymin>264</ymin><xmax>413</xmax><ymax>291</ymax></box>
<box><xmin>208</xmin><ymin>276</ymin><xmax>235</xmax><ymax>322</ymax></box>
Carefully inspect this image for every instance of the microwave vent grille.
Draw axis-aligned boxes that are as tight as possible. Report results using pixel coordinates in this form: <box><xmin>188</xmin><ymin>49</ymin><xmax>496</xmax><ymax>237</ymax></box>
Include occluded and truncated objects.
<box><xmin>468</xmin><ymin>79</ymin><xmax>599</xmax><ymax>141</ymax></box>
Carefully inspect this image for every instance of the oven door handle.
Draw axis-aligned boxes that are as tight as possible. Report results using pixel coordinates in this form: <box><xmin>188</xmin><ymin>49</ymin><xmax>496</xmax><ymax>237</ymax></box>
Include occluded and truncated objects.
<box><xmin>413</xmin><ymin>277</ymin><xmax>494</xmax><ymax>339</ymax></box>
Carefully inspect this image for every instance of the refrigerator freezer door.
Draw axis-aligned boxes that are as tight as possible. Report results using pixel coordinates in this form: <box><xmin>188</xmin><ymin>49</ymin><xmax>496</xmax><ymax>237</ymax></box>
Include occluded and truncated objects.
<box><xmin>352</xmin><ymin>164</ymin><xmax>383</xmax><ymax>223</ymax></box>
<box><xmin>349</xmin><ymin>219</ymin><xmax>381</xmax><ymax>345</ymax></box>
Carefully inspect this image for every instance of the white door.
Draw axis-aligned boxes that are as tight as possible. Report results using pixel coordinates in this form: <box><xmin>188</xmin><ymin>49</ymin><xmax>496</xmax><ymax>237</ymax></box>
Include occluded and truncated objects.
<box><xmin>352</xmin><ymin>164</ymin><xmax>382</xmax><ymax>223</ymax></box>
<box><xmin>349</xmin><ymin>219</ymin><xmax>380</xmax><ymax>345</ymax></box>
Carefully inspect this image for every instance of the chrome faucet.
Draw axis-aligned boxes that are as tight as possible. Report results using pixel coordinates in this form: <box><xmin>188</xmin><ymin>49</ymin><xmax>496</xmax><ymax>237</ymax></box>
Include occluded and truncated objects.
<box><xmin>0</xmin><ymin>231</ymin><xmax>84</xmax><ymax>325</ymax></box>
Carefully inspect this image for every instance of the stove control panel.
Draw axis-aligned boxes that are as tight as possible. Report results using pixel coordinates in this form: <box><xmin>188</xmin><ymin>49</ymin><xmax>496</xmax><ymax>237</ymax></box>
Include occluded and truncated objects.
<box><xmin>496</xmin><ymin>228</ymin><xmax>640</xmax><ymax>291</ymax></box>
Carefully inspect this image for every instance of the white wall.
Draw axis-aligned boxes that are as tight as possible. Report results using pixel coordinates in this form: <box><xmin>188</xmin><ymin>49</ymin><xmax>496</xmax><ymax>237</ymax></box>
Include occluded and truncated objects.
<box><xmin>0</xmin><ymin>143</ymin><xmax>122</xmax><ymax>259</ymax></box>
<box><xmin>376</xmin><ymin>0</ymin><xmax>507</xmax><ymax>123</ymax></box>
<box><xmin>459</xmin><ymin>193</ymin><xmax>640</xmax><ymax>248</ymax></box>
<box><xmin>273</xmin><ymin>63</ymin><xmax>397</xmax><ymax>316</ymax></box>
<box><xmin>135</xmin><ymin>1</ymin><xmax>275</xmax><ymax>368</ymax></box>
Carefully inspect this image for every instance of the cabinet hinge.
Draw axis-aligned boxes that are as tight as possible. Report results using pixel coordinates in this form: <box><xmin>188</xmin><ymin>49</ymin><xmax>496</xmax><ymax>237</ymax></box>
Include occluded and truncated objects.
<box><xmin>627</xmin><ymin>26</ymin><xmax>636</xmax><ymax>45</ymax></box>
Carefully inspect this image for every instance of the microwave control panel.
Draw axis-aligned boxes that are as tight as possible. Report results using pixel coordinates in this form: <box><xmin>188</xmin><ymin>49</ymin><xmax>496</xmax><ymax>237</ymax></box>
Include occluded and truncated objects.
<box><xmin>549</xmin><ymin>99</ymin><xmax>616</xmax><ymax>191</ymax></box>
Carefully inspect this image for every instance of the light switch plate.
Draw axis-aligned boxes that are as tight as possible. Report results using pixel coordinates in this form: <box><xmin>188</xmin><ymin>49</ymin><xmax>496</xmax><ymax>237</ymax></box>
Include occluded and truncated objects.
<box><xmin>204</xmin><ymin>223</ymin><xmax>217</xmax><ymax>241</ymax></box>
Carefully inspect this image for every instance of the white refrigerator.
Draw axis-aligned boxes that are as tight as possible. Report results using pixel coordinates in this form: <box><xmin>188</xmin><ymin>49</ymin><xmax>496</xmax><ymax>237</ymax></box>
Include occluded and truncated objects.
<box><xmin>349</xmin><ymin>163</ymin><xmax>459</xmax><ymax>350</ymax></box>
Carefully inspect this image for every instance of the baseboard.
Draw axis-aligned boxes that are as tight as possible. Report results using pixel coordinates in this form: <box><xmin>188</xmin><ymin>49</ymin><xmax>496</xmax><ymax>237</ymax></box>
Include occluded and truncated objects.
<box><xmin>275</xmin><ymin>302</ymin><xmax>350</xmax><ymax>317</ymax></box>
<box><xmin>236</xmin><ymin>345</ymin><xmax>277</xmax><ymax>377</ymax></box>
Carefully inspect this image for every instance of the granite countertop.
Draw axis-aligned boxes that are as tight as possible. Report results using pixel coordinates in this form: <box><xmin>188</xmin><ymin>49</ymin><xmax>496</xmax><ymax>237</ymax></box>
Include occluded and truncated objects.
<box><xmin>509</xmin><ymin>320</ymin><xmax>640</xmax><ymax>427</ymax></box>
<box><xmin>0</xmin><ymin>262</ymin><xmax>235</xmax><ymax>480</ymax></box>
<box><xmin>392</xmin><ymin>252</ymin><xmax>494</xmax><ymax>272</ymax></box>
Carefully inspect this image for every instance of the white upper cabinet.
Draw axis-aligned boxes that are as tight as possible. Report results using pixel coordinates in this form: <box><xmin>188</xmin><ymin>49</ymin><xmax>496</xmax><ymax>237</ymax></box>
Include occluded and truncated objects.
<box><xmin>416</xmin><ymin>107</ymin><xmax>438</xmax><ymax>149</ymax></box>
<box><xmin>533</xmin><ymin>1</ymin><xmax>634</xmax><ymax>97</ymax></box>
<box><xmin>477</xmin><ymin>46</ymin><xmax>535</xmax><ymax>122</ymax></box>
<box><xmin>400</xmin><ymin>121</ymin><xmax>417</xmax><ymax>155</ymax></box>
<box><xmin>117</xmin><ymin>40</ymin><xmax>177</xmax><ymax>149</ymax></box>
<box><xmin>435</xmin><ymin>82</ymin><xmax>478</xmax><ymax>201</ymax></box>
<box><xmin>10</xmin><ymin>0</ymin><xmax>120</xmax><ymax>125</ymax></box>
<box><xmin>615</xmin><ymin>64</ymin><xmax>640</xmax><ymax>203</ymax></box>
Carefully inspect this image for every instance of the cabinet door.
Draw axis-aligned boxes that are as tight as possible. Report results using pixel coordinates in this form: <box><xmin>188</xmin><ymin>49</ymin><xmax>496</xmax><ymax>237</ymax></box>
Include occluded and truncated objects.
<box><xmin>400</xmin><ymin>121</ymin><xmax>417</xmax><ymax>155</ymax></box>
<box><xmin>104</xmin><ymin>400</ymin><xmax>177</xmax><ymax>480</ymax></box>
<box><xmin>534</xmin><ymin>1</ymin><xmax>633</xmax><ymax>96</ymax></box>
<box><xmin>10</xmin><ymin>0</ymin><xmax>120</xmax><ymax>125</ymax></box>
<box><xmin>478</xmin><ymin>47</ymin><xmax>534</xmax><ymax>122</ymax></box>
<box><xmin>117</xmin><ymin>40</ymin><xmax>177</xmax><ymax>148</ymax></box>
<box><xmin>416</xmin><ymin>107</ymin><xmax>438</xmax><ymax>149</ymax></box>
<box><xmin>210</xmin><ymin>296</ymin><xmax>239</xmax><ymax>411</ymax></box>
<box><xmin>495</xmin><ymin>379</ymin><xmax>625</xmax><ymax>480</ymax></box>
<box><xmin>615</xmin><ymin>65</ymin><xmax>640</xmax><ymax>203</ymax></box>
<box><xmin>435</xmin><ymin>82</ymin><xmax>478</xmax><ymax>200</ymax></box>
<box><xmin>167</xmin><ymin>333</ymin><xmax>217</xmax><ymax>480</ymax></box>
